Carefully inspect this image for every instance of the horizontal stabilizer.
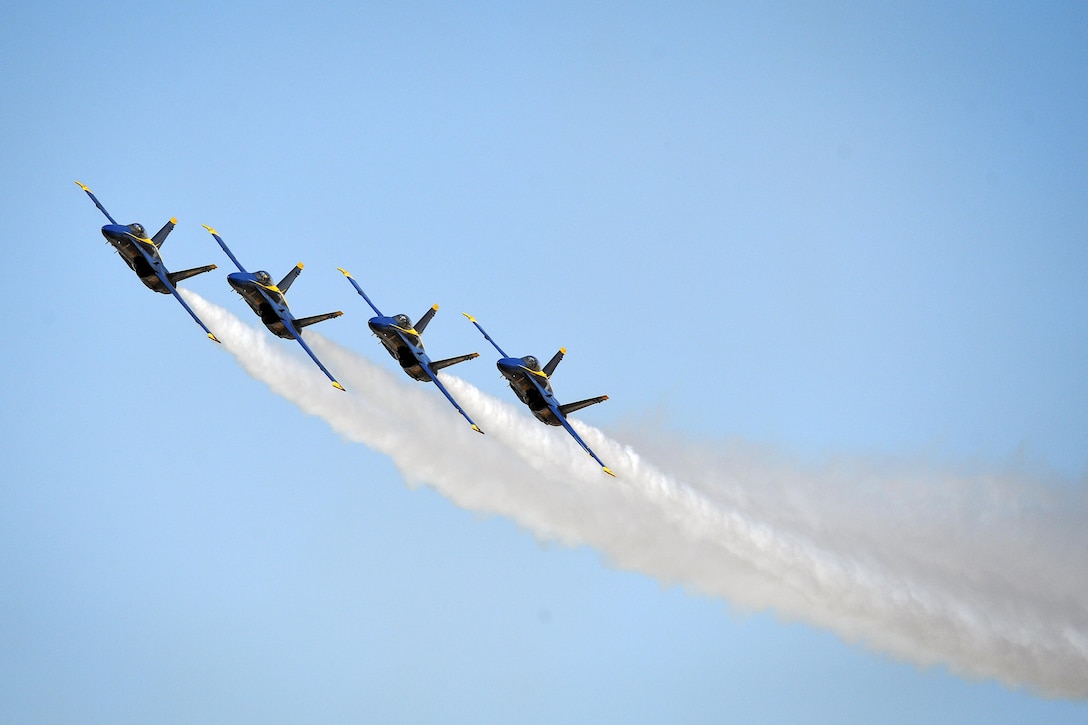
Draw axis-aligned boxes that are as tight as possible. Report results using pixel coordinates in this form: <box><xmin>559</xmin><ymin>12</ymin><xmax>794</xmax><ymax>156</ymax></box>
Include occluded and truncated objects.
<box><xmin>543</xmin><ymin>348</ymin><xmax>566</xmax><ymax>377</ymax></box>
<box><xmin>430</xmin><ymin>352</ymin><xmax>479</xmax><ymax>372</ymax></box>
<box><xmin>279</xmin><ymin>263</ymin><xmax>303</xmax><ymax>293</ymax></box>
<box><xmin>294</xmin><ymin>310</ymin><xmax>344</xmax><ymax>330</ymax></box>
<box><xmin>168</xmin><ymin>264</ymin><xmax>217</xmax><ymax>286</ymax></box>
<box><xmin>416</xmin><ymin>304</ymin><xmax>439</xmax><ymax>334</ymax></box>
<box><xmin>152</xmin><ymin>218</ymin><xmax>176</xmax><ymax>247</ymax></box>
<box><xmin>559</xmin><ymin>395</ymin><xmax>608</xmax><ymax>417</ymax></box>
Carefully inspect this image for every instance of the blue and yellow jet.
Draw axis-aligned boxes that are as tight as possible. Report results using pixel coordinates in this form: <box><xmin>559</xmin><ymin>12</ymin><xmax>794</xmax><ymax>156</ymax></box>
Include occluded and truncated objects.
<box><xmin>339</xmin><ymin>268</ymin><xmax>482</xmax><ymax>432</ymax></box>
<box><xmin>462</xmin><ymin>313</ymin><xmax>613</xmax><ymax>476</ymax></box>
<box><xmin>203</xmin><ymin>225</ymin><xmax>346</xmax><ymax>391</ymax></box>
<box><xmin>76</xmin><ymin>181</ymin><xmax>219</xmax><ymax>341</ymax></box>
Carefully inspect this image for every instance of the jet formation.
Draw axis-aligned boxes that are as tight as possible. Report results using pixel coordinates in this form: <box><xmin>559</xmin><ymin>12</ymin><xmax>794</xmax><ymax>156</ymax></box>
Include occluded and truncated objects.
<box><xmin>77</xmin><ymin>182</ymin><xmax>614</xmax><ymax>475</ymax></box>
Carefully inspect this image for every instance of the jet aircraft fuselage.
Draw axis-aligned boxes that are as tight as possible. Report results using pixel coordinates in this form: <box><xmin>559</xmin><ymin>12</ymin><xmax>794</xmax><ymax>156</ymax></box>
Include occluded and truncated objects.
<box><xmin>368</xmin><ymin>314</ymin><xmax>432</xmax><ymax>381</ymax></box>
<box><xmin>101</xmin><ymin>223</ymin><xmax>175</xmax><ymax>293</ymax></box>
<box><xmin>495</xmin><ymin>355</ymin><xmax>565</xmax><ymax>425</ymax></box>
<box><xmin>226</xmin><ymin>270</ymin><xmax>298</xmax><ymax>339</ymax></box>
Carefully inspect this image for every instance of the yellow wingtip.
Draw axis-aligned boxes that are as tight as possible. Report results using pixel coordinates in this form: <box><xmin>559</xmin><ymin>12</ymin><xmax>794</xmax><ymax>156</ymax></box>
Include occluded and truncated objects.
<box><xmin>170</xmin><ymin>217</ymin><xmax>178</xmax><ymax>225</ymax></box>
<box><xmin>472</xmin><ymin>424</ymin><xmax>483</xmax><ymax>434</ymax></box>
<box><xmin>432</xmin><ymin>304</ymin><xmax>439</xmax><ymax>311</ymax></box>
<box><xmin>208</xmin><ymin>333</ymin><xmax>221</xmax><ymax>343</ymax></box>
<box><xmin>602</xmin><ymin>467</ymin><xmax>616</xmax><ymax>477</ymax></box>
<box><xmin>201</xmin><ymin>224</ymin><xmax>217</xmax><ymax>235</ymax></box>
<box><xmin>75</xmin><ymin>180</ymin><xmax>89</xmax><ymax>191</ymax></box>
<box><xmin>560</xmin><ymin>347</ymin><xmax>567</xmax><ymax>354</ymax></box>
<box><xmin>332</xmin><ymin>381</ymin><xmax>346</xmax><ymax>391</ymax></box>
<box><xmin>462</xmin><ymin>312</ymin><xmax>476</xmax><ymax>322</ymax></box>
<box><xmin>297</xmin><ymin>262</ymin><xmax>304</xmax><ymax>270</ymax></box>
<box><xmin>337</xmin><ymin>267</ymin><xmax>352</xmax><ymax>278</ymax></box>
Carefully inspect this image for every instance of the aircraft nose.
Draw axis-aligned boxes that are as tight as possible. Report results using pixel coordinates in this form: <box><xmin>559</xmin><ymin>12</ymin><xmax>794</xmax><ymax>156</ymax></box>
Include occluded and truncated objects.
<box><xmin>101</xmin><ymin>224</ymin><xmax>126</xmax><ymax>241</ymax></box>
<box><xmin>497</xmin><ymin>357</ymin><xmax>521</xmax><ymax>374</ymax></box>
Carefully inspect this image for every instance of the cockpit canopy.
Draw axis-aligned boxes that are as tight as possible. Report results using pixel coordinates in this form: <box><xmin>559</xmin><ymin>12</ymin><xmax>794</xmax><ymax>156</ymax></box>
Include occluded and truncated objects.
<box><xmin>255</xmin><ymin>271</ymin><xmax>273</xmax><ymax>285</ymax></box>
<box><xmin>394</xmin><ymin>314</ymin><xmax>412</xmax><ymax>328</ymax></box>
<box><xmin>522</xmin><ymin>355</ymin><xmax>540</xmax><ymax>371</ymax></box>
<box><xmin>127</xmin><ymin>223</ymin><xmax>146</xmax><ymax>237</ymax></box>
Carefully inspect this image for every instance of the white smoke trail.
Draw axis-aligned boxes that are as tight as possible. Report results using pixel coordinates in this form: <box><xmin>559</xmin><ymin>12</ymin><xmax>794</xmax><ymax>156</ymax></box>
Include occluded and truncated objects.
<box><xmin>183</xmin><ymin>290</ymin><xmax>1088</xmax><ymax>699</ymax></box>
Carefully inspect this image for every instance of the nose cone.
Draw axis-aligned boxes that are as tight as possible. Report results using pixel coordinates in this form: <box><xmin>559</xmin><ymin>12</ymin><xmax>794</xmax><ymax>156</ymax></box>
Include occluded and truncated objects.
<box><xmin>226</xmin><ymin>272</ymin><xmax>248</xmax><ymax>290</ymax></box>
<box><xmin>101</xmin><ymin>224</ymin><xmax>128</xmax><ymax>242</ymax></box>
<box><xmin>497</xmin><ymin>357</ymin><xmax>523</xmax><ymax>376</ymax></box>
<box><xmin>368</xmin><ymin>316</ymin><xmax>394</xmax><ymax>334</ymax></box>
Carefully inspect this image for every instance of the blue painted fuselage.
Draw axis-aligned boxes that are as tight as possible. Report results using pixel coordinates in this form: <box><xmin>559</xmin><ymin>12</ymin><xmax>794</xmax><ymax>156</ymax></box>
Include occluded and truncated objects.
<box><xmin>227</xmin><ymin>271</ymin><xmax>297</xmax><ymax>339</ymax></box>
<box><xmin>496</xmin><ymin>356</ymin><xmax>562</xmax><ymax>426</ymax></box>
<box><xmin>101</xmin><ymin>223</ymin><xmax>172</xmax><ymax>294</ymax></box>
<box><xmin>368</xmin><ymin>315</ymin><xmax>431</xmax><ymax>381</ymax></box>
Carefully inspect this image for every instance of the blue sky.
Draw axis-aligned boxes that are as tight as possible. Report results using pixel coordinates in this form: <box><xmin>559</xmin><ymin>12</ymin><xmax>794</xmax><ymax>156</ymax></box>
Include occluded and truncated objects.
<box><xmin>3</xmin><ymin>2</ymin><xmax>1087</xmax><ymax>722</ymax></box>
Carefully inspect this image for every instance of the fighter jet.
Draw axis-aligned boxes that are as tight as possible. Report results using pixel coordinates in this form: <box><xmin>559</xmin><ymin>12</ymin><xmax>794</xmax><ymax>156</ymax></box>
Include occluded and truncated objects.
<box><xmin>338</xmin><ymin>268</ymin><xmax>482</xmax><ymax>432</ymax></box>
<box><xmin>75</xmin><ymin>181</ymin><xmax>219</xmax><ymax>341</ymax></box>
<box><xmin>203</xmin><ymin>224</ymin><xmax>345</xmax><ymax>391</ymax></box>
<box><xmin>463</xmin><ymin>313</ymin><xmax>613</xmax><ymax>476</ymax></box>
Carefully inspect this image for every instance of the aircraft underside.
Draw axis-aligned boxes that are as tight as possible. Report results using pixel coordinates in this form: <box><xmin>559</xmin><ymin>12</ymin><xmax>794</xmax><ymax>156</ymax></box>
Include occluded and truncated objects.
<box><xmin>246</xmin><ymin>300</ymin><xmax>293</xmax><ymax>339</ymax></box>
<box><xmin>508</xmin><ymin>382</ymin><xmax>553</xmax><ymax>423</ymax></box>
<box><xmin>115</xmin><ymin>247</ymin><xmax>172</xmax><ymax>295</ymax></box>
<box><xmin>138</xmin><ymin>273</ymin><xmax>171</xmax><ymax>294</ymax></box>
<box><xmin>264</xmin><ymin>318</ymin><xmax>294</xmax><ymax>339</ymax></box>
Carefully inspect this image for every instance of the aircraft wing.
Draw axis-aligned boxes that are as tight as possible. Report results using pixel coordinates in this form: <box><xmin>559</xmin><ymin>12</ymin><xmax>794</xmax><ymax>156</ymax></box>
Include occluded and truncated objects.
<box><xmin>552</xmin><ymin>402</ymin><xmax>615</xmax><ymax>476</ymax></box>
<box><xmin>522</xmin><ymin>371</ymin><xmax>614</xmax><ymax>476</ymax></box>
<box><xmin>156</xmin><ymin>269</ymin><xmax>221</xmax><ymax>342</ymax></box>
<box><xmin>75</xmin><ymin>181</ymin><xmax>118</xmax><ymax>224</ymax></box>
<box><xmin>202</xmin><ymin>225</ymin><xmax>248</xmax><ymax>273</ymax></box>
<box><xmin>337</xmin><ymin>268</ymin><xmax>383</xmax><ymax>315</ymax></box>
<box><xmin>126</xmin><ymin>232</ymin><xmax>220</xmax><ymax>342</ymax></box>
<box><xmin>418</xmin><ymin>357</ymin><xmax>483</xmax><ymax>434</ymax></box>
<box><xmin>462</xmin><ymin>313</ymin><xmax>509</xmax><ymax>357</ymax></box>
<box><xmin>282</xmin><ymin>317</ymin><xmax>346</xmax><ymax>391</ymax></box>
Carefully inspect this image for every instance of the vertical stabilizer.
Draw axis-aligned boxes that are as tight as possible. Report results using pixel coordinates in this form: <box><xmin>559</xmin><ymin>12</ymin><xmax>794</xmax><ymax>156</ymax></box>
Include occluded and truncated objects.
<box><xmin>416</xmin><ymin>305</ymin><xmax>439</xmax><ymax>333</ymax></box>
<box><xmin>279</xmin><ymin>263</ymin><xmax>303</xmax><ymax>293</ymax></box>
<box><xmin>152</xmin><ymin>218</ymin><xmax>176</xmax><ymax>247</ymax></box>
<box><xmin>543</xmin><ymin>348</ymin><xmax>566</xmax><ymax>377</ymax></box>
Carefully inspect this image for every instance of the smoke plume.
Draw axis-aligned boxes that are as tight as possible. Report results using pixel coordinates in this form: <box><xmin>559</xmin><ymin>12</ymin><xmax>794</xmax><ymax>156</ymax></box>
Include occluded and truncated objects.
<box><xmin>182</xmin><ymin>290</ymin><xmax>1088</xmax><ymax>699</ymax></box>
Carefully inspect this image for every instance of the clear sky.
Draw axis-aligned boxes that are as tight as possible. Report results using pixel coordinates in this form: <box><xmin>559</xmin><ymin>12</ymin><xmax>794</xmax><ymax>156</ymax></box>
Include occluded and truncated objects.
<box><xmin>2</xmin><ymin>1</ymin><xmax>1087</xmax><ymax>723</ymax></box>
